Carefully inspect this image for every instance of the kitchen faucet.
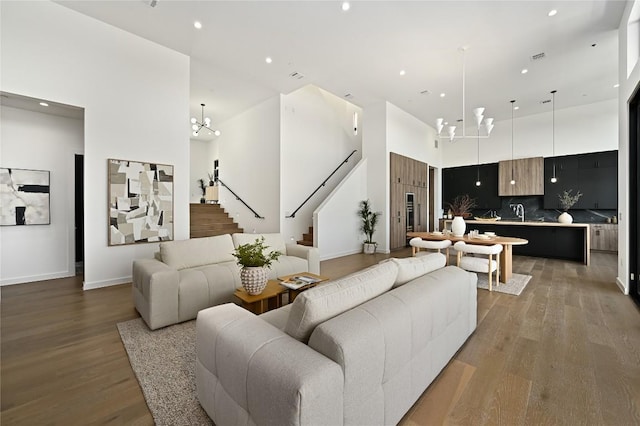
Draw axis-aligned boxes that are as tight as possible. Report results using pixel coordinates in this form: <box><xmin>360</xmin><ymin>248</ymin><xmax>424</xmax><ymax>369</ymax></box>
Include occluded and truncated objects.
<box><xmin>510</xmin><ymin>204</ymin><xmax>525</xmax><ymax>222</ymax></box>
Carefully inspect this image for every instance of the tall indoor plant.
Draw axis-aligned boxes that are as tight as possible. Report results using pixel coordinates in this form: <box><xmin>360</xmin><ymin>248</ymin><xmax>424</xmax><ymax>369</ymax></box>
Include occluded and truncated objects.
<box><xmin>232</xmin><ymin>237</ymin><xmax>282</xmax><ymax>295</ymax></box>
<box><xmin>358</xmin><ymin>199</ymin><xmax>380</xmax><ymax>254</ymax></box>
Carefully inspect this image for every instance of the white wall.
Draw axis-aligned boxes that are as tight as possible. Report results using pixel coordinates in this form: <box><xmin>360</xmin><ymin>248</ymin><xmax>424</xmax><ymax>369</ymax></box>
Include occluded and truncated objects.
<box><xmin>213</xmin><ymin>95</ymin><xmax>281</xmax><ymax>234</ymax></box>
<box><xmin>280</xmin><ymin>85</ymin><xmax>362</xmax><ymax>243</ymax></box>
<box><xmin>314</xmin><ymin>159</ymin><xmax>368</xmax><ymax>260</ymax></box>
<box><xmin>442</xmin><ymin>99</ymin><xmax>618</xmax><ymax>168</ymax></box>
<box><xmin>617</xmin><ymin>0</ymin><xmax>640</xmax><ymax>294</ymax></box>
<box><xmin>0</xmin><ymin>106</ymin><xmax>84</xmax><ymax>285</ymax></box>
<box><xmin>0</xmin><ymin>1</ymin><xmax>190</xmax><ymax>288</ymax></box>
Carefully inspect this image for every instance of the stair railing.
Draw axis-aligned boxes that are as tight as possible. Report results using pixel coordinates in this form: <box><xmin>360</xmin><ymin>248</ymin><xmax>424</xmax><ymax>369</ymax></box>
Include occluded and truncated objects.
<box><xmin>216</xmin><ymin>178</ymin><xmax>264</xmax><ymax>219</ymax></box>
<box><xmin>286</xmin><ymin>149</ymin><xmax>358</xmax><ymax>218</ymax></box>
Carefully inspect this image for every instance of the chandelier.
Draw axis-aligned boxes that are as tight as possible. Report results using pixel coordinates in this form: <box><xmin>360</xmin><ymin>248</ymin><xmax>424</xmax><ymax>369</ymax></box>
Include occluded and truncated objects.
<box><xmin>191</xmin><ymin>103</ymin><xmax>220</xmax><ymax>137</ymax></box>
<box><xmin>436</xmin><ymin>48</ymin><xmax>494</xmax><ymax>142</ymax></box>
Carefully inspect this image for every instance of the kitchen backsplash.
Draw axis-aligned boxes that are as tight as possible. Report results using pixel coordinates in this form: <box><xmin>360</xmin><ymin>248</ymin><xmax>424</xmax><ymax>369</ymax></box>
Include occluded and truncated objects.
<box><xmin>469</xmin><ymin>196</ymin><xmax>617</xmax><ymax>224</ymax></box>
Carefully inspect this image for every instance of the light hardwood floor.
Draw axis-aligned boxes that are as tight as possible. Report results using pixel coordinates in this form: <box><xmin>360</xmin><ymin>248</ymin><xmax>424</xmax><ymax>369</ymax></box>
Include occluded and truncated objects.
<box><xmin>2</xmin><ymin>250</ymin><xmax>639</xmax><ymax>425</ymax></box>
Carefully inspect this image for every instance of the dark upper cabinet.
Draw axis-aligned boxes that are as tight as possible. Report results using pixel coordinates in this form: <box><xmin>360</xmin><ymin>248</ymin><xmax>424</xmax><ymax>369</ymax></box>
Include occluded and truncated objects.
<box><xmin>442</xmin><ymin>163</ymin><xmax>500</xmax><ymax>210</ymax></box>
<box><xmin>544</xmin><ymin>150</ymin><xmax>617</xmax><ymax>210</ymax></box>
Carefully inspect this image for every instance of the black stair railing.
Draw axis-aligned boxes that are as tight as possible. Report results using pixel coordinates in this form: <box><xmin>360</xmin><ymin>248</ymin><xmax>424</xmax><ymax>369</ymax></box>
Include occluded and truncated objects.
<box><xmin>286</xmin><ymin>149</ymin><xmax>358</xmax><ymax>218</ymax></box>
<box><xmin>216</xmin><ymin>178</ymin><xmax>264</xmax><ymax>219</ymax></box>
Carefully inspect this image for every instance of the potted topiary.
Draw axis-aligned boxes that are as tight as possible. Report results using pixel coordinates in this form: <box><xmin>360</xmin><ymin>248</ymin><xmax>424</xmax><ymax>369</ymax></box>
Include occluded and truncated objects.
<box><xmin>232</xmin><ymin>237</ymin><xmax>282</xmax><ymax>295</ymax></box>
<box><xmin>557</xmin><ymin>189</ymin><xmax>583</xmax><ymax>223</ymax></box>
<box><xmin>358</xmin><ymin>199</ymin><xmax>380</xmax><ymax>254</ymax></box>
<box><xmin>198</xmin><ymin>178</ymin><xmax>206</xmax><ymax>203</ymax></box>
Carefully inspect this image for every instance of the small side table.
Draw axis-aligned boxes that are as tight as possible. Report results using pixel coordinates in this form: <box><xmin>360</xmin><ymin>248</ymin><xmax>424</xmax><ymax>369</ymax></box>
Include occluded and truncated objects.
<box><xmin>234</xmin><ymin>280</ymin><xmax>287</xmax><ymax>314</ymax></box>
<box><xmin>278</xmin><ymin>272</ymin><xmax>330</xmax><ymax>302</ymax></box>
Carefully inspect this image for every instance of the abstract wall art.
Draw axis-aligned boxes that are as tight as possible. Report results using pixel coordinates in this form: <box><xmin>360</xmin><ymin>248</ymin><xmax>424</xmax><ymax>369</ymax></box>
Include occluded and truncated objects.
<box><xmin>108</xmin><ymin>159</ymin><xmax>174</xmax><ymax>246</ymax></box>
<box><xmin>0</xmin><ymin>168</ymin><xmax>50</xmax><ymax>226</ymax></box>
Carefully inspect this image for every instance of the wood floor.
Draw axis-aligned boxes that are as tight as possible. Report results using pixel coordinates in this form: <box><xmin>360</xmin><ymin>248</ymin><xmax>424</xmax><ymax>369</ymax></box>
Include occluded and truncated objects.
<box><xmin>2</xmin><ymin>250</ymin><xmax>639</xmax><ymax>425</ymax></box>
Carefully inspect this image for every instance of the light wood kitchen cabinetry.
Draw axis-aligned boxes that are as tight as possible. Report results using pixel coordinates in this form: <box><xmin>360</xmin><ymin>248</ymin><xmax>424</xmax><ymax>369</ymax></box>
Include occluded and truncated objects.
<box><xmin>590</xmin><ymin>224</ymin><xmax>618</xmax><ymax>252</ymax></box>
<box><xmin>389</xmin><ymin>153</ymin><xmax>429</xmax><ymax>249</ymax></box>
<box><xmin>498</xmin><ymin>157</ymin><xmax>544</xmax><ymax>196</ymax></box>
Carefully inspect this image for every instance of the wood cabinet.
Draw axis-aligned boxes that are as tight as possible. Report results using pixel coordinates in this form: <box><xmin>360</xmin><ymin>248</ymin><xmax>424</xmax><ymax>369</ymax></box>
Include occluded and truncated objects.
<box><xmin>389</xmin><ymin>153</ymin><xmax>429</xmax><ymax>249</ymax></box>
<box><xmin>442</xmin><ymin>163</ymin><xmax>500</xmax><ymax>210</ymax></box>
<box><xmin>498</xmin><ymin>157</ymin><xmax>544</xmax><ymax>196</ymax></box>
<box><xmin>591</xmin><ymin>224</ymin><xmax>618</xmax><ymax>252</ymax></box>
<box><xmin>544</xmin><ymin>150</ymin><xmax>617</xmax><ymax>210</ymax></box>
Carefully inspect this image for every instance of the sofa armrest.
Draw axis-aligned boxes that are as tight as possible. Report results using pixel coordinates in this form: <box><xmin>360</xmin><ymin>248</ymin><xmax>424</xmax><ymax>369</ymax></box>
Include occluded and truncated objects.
<box><xmin>196</xmin><ymin>304</ymin><xmax>343</xmax><ymax>425</ymax></box>
<box><xmin>132</xmin><ymin>259</ymin><xmax>180</xmax><ymax>330</ymax></box>
<box><xmin>285</xmin><ymin>243</ymin><xmax>320</xmax><ymax>274</ymax></box>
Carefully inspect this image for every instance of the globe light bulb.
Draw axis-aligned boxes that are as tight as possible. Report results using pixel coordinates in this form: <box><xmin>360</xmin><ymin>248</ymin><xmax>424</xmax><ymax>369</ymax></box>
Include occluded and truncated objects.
<box><xmin>192</xmin><ymin>131</ymin><xmax>198</xmax><ymax>137</ymax></box>
<box><xmin>192</xmin><ymin>124</ymin><xmax>198</xmax><ymax>131</ymax></box>
<box><xmin>191</xmin><ymin>117</ymin><xmax>197</xmax><ymax>124</ymax></box>
<box><xmin>214</xmin><ymin>130</ymin><xmax>221</xmax><ymax>136</ymax></box>
<box><xmin>475</xmin><ymin>180</ymin><xmax>481</xmax><ymax>187</ymax></box>
<box><xmin>510</xmin><ymin>179</ymin><xmax>516</xmax><ymax>185</ymax></box>
<box><xmin>551</xmin><ymin>176</ymin><xmax>557</xmax><ymax>183</ymax></box>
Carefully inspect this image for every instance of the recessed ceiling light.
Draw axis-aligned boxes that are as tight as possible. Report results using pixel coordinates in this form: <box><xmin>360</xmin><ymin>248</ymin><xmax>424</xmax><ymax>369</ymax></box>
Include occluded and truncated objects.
<box><xmin>548</xmin><ymin>9</ymin><xmax>557</xmax><ymax>17</ymax></box>
<box><xmin>521</xmin><ymin>68</ymin><xmax>528</xmax><ymax>74</ymax></box>
<box><xmin>399</xmin><ymin>70</ymin><xmax>406</xmax><ymax>76</ymax></box>
<box><xmin>342</xmin><ymin>2</ymin><xmax>350</xmax><ymax>11</ymax></box>
<box><xmin>194</xmin><ymin>21</ymin><xmax>202</xmax><ymax>29</ymax></box>
<box><xmin>514</xmin><ymin>106</ymin><xmax>520</xmax><ymax>110</ymax></box>
<box><xmin>39</xmin><ymin>102</ymin><xmax>49</xmax><ymax>107</ymax></box>
<box><xmin>440</xmin><ymin>93</ymin><xmax>446</xmax><ymax>98</ymax></box>
<box><xmin>265</xmin><ymin>57</ymin><xmax>272</xmax><ymax>64</ymax></box>
<box><xmin>614</xmin><ymin>83</ymin><xmax>620</xmax><ymax>88</ymax></box>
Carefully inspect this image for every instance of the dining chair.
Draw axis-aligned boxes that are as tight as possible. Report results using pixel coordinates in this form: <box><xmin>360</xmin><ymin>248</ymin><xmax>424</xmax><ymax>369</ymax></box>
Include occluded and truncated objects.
<box><xmin>453</xmin><ymin>241</ymin><xmax>503</xmax><ymax>291</ymax></box>
<box><xmin>409</xmin><ymin>237</ymin><xmax>452</xmax><ymax>265</ymax></box>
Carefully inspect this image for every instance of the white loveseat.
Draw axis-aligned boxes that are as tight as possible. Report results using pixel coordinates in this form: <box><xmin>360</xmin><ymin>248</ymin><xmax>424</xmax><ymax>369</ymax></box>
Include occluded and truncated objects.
<box><xmin>132</xmin><ymin>233</ymin><xmax>319</xmax><ymax>330</ymax></box>
<box><xmin>196</xmin><ymin>253</ymin><xmax>477</xmax><ymax>425</ymax></box>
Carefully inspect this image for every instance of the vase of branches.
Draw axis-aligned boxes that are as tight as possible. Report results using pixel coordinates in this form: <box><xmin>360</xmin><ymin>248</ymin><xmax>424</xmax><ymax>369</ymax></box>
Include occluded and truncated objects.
<box><xmin>448</xmin><ymin>195</ymin><xmax>476</xmax><ymax>237</ymax></box>
<box><xmin>557</xmin><ymin>189</ymin><xmax>583</xmax><ymax>224</ymax></box>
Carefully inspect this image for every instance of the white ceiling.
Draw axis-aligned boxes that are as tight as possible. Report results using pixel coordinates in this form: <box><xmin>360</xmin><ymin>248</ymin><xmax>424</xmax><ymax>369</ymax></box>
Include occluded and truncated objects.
<box><xmin>55</xmin><ymin>0</ymin><xmax>626</xmax><ymax>141</ymax></box>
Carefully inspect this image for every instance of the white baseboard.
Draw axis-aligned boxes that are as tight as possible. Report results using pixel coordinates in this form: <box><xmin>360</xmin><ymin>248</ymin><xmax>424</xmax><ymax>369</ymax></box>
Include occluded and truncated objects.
<box><xmin>615</xmin><ymin>277</ymin><xmax>628</xmax><ymax>295</ymax></box>
<box><xmin>83</xmin><ymin>276</ymin><xmax>131</xmax><ymax>290</ymax></box>
<box><xmin>0</xmin><ymin>270</ymin><xmax>73</xmax><ymax>286</ymax></box>
<box><xmin>320</xmin><ymin>248</ymin><xmax>364</xmax><ymax>261</ymax></box>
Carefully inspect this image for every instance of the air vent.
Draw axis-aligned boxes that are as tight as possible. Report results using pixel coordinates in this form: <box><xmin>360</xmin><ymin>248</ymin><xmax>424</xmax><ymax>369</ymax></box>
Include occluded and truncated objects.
<box><xmin>289</xmin><ymin>72</ymin><xmax>305</xmax><ymax>80</ymax></box>
<box><xmin>530</xmin><ymin>52</ymin><xmax>546</xmax><ymax>61</ymax></box>
<box><xmin>540</xmin><ymin>99</ymin><xmax>551</xmax><ymax>104</ymax></box>
<box><xmin>420</xmin><ymin>90</ymin><xmax>430</xmax><ymax>95</ymax></box>
<box><xmin>344</xmin><ymin>93</ymin><xmax>353</xmax><ymax>98</ymax></box>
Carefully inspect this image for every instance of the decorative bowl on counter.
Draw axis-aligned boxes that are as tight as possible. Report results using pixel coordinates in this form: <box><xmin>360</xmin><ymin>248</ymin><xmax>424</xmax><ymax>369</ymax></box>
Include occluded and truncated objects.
<box><xmin>473</xmin><ymin>216</ymin><xmax>501</xmax><ymax>221</ymax></box>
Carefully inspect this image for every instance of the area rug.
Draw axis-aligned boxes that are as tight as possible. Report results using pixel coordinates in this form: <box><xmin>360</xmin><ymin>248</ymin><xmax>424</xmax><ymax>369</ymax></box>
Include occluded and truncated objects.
<box><xmin>116</xmin><ymin>319</ymin><xmax>212</xmax><ymax>426</ymax></box>
<box><xmin>476</xmin><ymin>273</ymin><xmax>532</xmax><ymax>295</ymax></box>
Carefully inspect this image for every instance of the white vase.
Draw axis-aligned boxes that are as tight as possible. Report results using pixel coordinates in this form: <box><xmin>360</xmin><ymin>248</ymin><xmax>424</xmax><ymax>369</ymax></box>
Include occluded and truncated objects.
<box><xmin>240</xmin><ymin>266</ymin><xmax>268</xmax><ymax>295</ymax></box>
<box><xmin>451</xmin><ymin>216</ymin><xmax>466</xmax><ymax>237</ymax></box>
<box><xmin>558</xmin><ymin>211</ymin><xmax>573</xmax><ymax>224</ymax></box>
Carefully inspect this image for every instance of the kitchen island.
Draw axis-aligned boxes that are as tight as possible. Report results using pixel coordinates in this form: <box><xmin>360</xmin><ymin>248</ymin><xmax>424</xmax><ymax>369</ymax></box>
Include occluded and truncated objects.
<box><xmin>440</xmin><ymin>219</ymin><xmax>590</xmax><ymax>265</ymax></box>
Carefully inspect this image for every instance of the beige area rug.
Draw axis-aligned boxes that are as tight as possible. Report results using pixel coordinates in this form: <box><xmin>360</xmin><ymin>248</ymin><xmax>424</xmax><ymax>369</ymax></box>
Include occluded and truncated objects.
<box><xmin>117</xmin><ymin>319</ymin><xmax>212</xmax><ymax>426</ymax></box>
<box><xmin>476</xmin><ymin>272</ymin><xmax>532</xmax><ymax>295</ymax></box>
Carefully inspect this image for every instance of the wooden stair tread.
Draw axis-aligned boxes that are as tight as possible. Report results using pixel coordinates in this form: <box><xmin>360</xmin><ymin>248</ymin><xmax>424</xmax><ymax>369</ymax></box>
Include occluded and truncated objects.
<box><xmin>189</xmin><ymin>203</ymin><xmax>243</xmax><ymax>239</ymax></box>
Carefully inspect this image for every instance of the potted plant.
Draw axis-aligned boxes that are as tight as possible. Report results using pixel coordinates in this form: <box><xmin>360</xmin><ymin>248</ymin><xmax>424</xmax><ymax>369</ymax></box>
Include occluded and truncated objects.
<box><xmin>557</xmin><ymin>189</ymin><xmax>583</xmax><ymax>224</ymax></box>
<box><xmin>447</xmin><ymin>194</ymin><xmax>476</xmax><ymax>237</ymax></box>
<box><xmin>232</xmin><ymin>237</ymin><xmax>282</xmax><ymax>295</ymax></box>
<box><xmin>198</xmin><ymin>178</ymin><xmax>207</xmax><ymax>203</ymax></box>
<box><xmin>358</xmin><ymin>199</ymin><xmax>380</xmax><ymax>254</ymax></box>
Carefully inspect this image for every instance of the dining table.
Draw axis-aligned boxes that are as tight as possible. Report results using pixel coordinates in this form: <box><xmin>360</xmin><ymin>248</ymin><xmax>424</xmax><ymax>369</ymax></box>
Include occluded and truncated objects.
<box><xmin>406</xmin><ymin>231</ymin><xmax>528</xmax><ymax>283</ymax></box>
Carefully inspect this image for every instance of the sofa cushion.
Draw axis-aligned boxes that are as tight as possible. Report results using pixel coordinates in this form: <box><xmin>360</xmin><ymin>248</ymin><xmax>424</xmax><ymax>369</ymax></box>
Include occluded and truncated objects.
<box><xmin>384</xmin><ymin>253</ymin><xmax>446</xmax><ymax>287</ymax></box>
<box><xmin>284</xmin><ymin>261</ymin><xmax>398</xmax><ymax>342</ymax></box>
<box><xmin>232</xmin><ymin>233</ymin><xmax>287</xmax><ymax>255</ymax></box>
<box><xmin>160</xmin><ymin>234</ymin><xmax>235</xmax><ymax>270</ymax></box>
<box><xmin>259</xmin><ymin>304</ymin><xmax>293</xmax><ymax>331</ymax></box>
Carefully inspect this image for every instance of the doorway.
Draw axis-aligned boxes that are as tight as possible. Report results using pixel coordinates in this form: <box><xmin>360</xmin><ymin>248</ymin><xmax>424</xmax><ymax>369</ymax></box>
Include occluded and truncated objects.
<box><xmin>429</xmin><ymin>166</ymin><xmax>436</xmax><ymax>232</ymax></box>
<box><xmin>630</xmin><ymin>82</ymin><xmax>639</xmax><ymax>307</ymax></box>
<box><xmin>75</xmin><ymin>154</ymin><xmax>84</xmax><ymax>276</ymax></box>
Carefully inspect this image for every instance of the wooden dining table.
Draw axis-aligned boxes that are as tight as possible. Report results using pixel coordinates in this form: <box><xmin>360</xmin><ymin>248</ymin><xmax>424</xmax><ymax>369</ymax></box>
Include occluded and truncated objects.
<box><xmin>407</xmin><ymin>231</ymin><xmax>528</xmax><ymax>283</ymax></box>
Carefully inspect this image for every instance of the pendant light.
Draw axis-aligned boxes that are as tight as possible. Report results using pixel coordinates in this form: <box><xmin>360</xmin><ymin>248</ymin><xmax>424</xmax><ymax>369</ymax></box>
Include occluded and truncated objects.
<box><xmin>475</xmin><ymin>125</ymin><xmax>481</xmax><ymax>186</ymax></box>
<box><xmin>190</xmin><ymin>103</ymin><xmax>221</xmax><ymax>137</ymax></box>
<box><xmin>550</xmin><ymin>90</ymin><xmax>558</xmax><ymax>183</ymax></box>
<box><xmin>510</xmin><ymin>100</ymin><xmax>516</xmax><ymax>185</ymax></box>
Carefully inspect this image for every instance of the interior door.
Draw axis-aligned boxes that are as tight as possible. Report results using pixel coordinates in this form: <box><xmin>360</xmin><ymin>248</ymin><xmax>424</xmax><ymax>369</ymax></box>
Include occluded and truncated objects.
<box><xmin>630</xmin><ymin>83</ymin><xmax>640</xmax><ymax>307</ymax></box>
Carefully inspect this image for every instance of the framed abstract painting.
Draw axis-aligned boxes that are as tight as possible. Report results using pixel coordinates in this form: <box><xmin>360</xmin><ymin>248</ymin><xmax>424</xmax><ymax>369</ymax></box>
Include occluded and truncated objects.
<box><xmin>0</xmin><ymin>167</ymin><xmax>50</xmax><ymax>226</ymax></box>
<box><xmin>108</xmin><ymin>158</ymin><xmax>174</xmax><ymax>246</ymax></box>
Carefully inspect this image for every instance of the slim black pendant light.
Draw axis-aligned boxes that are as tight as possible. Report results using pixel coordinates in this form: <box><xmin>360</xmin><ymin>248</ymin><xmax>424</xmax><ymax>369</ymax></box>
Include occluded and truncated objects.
<box><xmin>510</xmin><ymin>100</ymin><xmax>516</xmax><ymax>185</ymax></box>
<box><xmin>475</xmin><ymin>121</ymin><xmax>481</xmax><ymax>186</ymax></box>
<box><xmin>550</xmin><ymin>90</ymin><xmax>558</xmax><ymax>183</ymax></box>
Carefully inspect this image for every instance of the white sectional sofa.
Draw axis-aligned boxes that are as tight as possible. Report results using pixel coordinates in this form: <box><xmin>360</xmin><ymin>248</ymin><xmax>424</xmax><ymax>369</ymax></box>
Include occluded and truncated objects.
<box><xmin>196</xmin><ymin>253</ymin><xmax>477</xmax><ymax>425</ymax></box>
<box><xmin>132</xmin><ymin>233</ymin><xmax>319</xmax><ymax>330</ymax></box>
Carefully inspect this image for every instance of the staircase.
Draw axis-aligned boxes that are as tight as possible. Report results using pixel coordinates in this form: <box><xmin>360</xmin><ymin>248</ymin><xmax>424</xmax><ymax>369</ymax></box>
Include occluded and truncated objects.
<box><xmin>190</xmin><ymin>203</ymin><xmax>243</xmax><ymax>238</ymax></box>
<box><xmin>297</xmin><ymin>226</ymin><xmax>314</xmax><ymax>246</ymax></box>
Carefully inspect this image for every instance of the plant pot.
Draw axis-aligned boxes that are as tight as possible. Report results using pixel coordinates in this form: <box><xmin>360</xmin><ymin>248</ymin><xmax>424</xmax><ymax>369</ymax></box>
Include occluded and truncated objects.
<box><xmin>558</xmin><ymin>211</ymin><xmax>573</xmax><ymax>224</ymax></box>
<box><xmin>200</xmin><ymin>197</ymin><xmax>205</xmax><ymax>204</ymax></box>
<box><xmin>363</xmin><ymin>242</ymin><xmax>376</xmax><ymax>254</ymax></box>
<box><xmin>240</xmin><ymin>266</ymin><xmax>268</xmax><ymax>295</ymax></box>
<box><xmin>451</xmin><ymin>216</ymin><xmax>466</xmax><ymax>237</ymax></box>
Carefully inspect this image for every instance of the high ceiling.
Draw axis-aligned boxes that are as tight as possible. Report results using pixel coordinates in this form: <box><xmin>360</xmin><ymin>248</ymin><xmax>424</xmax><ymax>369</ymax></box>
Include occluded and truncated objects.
<box><xmin>56</xmin><ymin>1</ymin><xmax>626</xmax><ymax>141</ymax></box>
